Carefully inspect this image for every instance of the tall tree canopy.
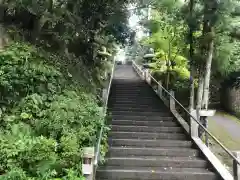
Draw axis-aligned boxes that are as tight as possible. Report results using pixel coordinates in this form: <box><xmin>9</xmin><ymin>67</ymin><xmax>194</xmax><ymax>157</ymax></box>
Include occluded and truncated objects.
<box><xmin>129</xmin><ymin>0</ymin><xmax>240</xmax><ymax>143</ymax></box>
<box><xmin>0</xmin><ymin>0</ymin><xmax>133</xmax><ymax>65</ymax></box>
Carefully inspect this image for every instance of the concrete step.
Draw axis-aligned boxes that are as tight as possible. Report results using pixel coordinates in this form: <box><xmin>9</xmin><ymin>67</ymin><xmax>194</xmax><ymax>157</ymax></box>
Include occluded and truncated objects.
<box><xmin>110</xmin><ymin>102</ymin><xmax>160</xmax><ymax>107</ymax></box>
<box><xmin>111</xmin><ymin>85</ymin><xmax>150</xmax><ymax>89</ymax></box>
<box><xmin>113</xmin><ymin>85</ymin><xmax>155</xmax><ymax>88</ymax></box>
<box><xmin>111</xmin><ymin>87</ymin><xmax>152</xmax><ymax>91</ymax></box>
<box><xmin>109</xmin><ymin>107</ymin><xmax>165</xmax><ymax>112</ymax></box>
<box><xmin>110</xmin><ymin>97</ymin><xmax>158</xmax><ymax>101</ymax></box>
<box><xmin>112</xmin><ymin>82</ymin><xmax>148</xmax><ymax>86</ymax></box>
<box><xmin>104</xmin><ymin>157</ymin><xmax>208</xmax><ymax>168</ymax></box>
<box><xmin>97</xmin><ymin>167</ymin><xmax>218</xmax><ymax>180</ymax></box>
<box><xmin>110</xmin><ymin>93</ymin><xmax>155</xmax><ymax>97</ymax></box>
<box><xmin>110</xmin><ymin>101</ymin><xmax>162</xmax><ymax>106</ymax></box>
<box><xmin>110</xmin><ymin>101</ymin><xmax>164</xmax><ymax>106</ymax></box>
<box><xmin>111</xmin><ymin>87</ymin><xmax>151</xmax><ymax>90</ymax></box>
<box><xmin>110</xmin><ymin>94</ymin><xmax>156</xmax><ymax>97</ymax></box>
<box><xmin>109</xmin><ymin>139</ymin><xmax>193</xmax><ymax>148</ymax></box>
<box><xmin>110</xmin><ymin>98</ymin><xmax>161</xmax><ymax>103</ymax></box>
<box><xmin>110</xmin><ymin>105</ymin><xmax>166</xmax><ymax>110</ymax></box>
<box><xmin>111</xmin><ymin>92</ymin><xmax>155</xmax><ymax>96</ymax></box>
<box><xmin>111</xmin><ymin>91</ymin><xmax>155</xmax><ymax>95</ymax></box>
<box><xmin>109</xmin><ymin>131</ymin><xmax>187</xmax><ymax>140</ymax></box>
<box><xmin>110</xmin><ymin>100</ymin><xmax>162</xmax><ymax>105</ymax></box>
<box><xmin>111</xmin><ymin>111</ymin><xmax>171</xmax><ymax>116</ymax></box>
<box><xmin>107</xmin><ymin>147</ymin><xmax>200</xmax><ymax>157</ymax></box>
<box><xmin>111</xmin><ymin>125</ymin><xmax>183</xmax><ymax>133</ymax></box>
<box><xmin>111</xmin><ymin>89</ymin><xmax>152</xmax><ymax>93</ymax></box>
<box><xmin>110</xmin><ymin>92</ymin><xmax>154</xmax><ymax>96</ymax></box>
<box><xmin>111</xmin><ymin>115</ymin><xmax>173</xmax><ymax>121</ymax></box>
<box><xmin>110</xmin><ymin>100</ymin><xmax>160</xmax><ymax>104</ymax></box>
<box><xmin>109</xmin><ymin>104</ymin><xmax>166</xmax><ymax>109</ymax></box>
<box><xmin>111</xmin><ymin>119</ymin><xmax>178</xmax><ymax>127</ymax></box>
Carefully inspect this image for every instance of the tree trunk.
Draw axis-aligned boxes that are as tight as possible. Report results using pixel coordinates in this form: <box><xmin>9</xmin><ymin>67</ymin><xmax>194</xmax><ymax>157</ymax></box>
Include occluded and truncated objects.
<box><xmin>198</xmin><ymin>0</ymin><xmax>217</xmax><ymax>145</ymax></box>
<box><xmin>202</xmin><ymin>32</ymin><xmax>214</xmax><ymax>109</ymax></box>
<box><xmin>196</xmin><ymin>72</ymin><xmax>204</xmax><ymax>114</ymax></box>
<box><xmin>196</xmin><ymin>70</ymin><xmax>204</xmax><ymax>136</ymax></box>
<box><xmin>59</xmin><ymin>40</ymin><xmax>70</xmax><ymax>58</ymax></box>
<box><xmin>201</xmin><ymin>32</ymin><xmax>214</xmax><ymax>146</ymax></box>
<box><xmin>166</xmin><ymin>41</ymin><xmax>171</xmax><ymax>90</ymax></box>
<box><xmin>166</xmin><ymin>67</ymin><xmax>170</xmax><ymax>90</ymax></box>
<box><xmin>189</xmin><ymin>72</ymin><xmax>195</xmax><ymax>110</ymax></box>
<box><xmin>57</xmin><ymin>22</ymin><xmax>70</xmax><ymax>58</ymax></box>
<box><xmin>0</xmin><ymin>3</ymin><xmax>8</xmax><ymax>49</ymax></box>
<box><xmin>0</xmin><ymin>24</ymin><xmax>5</xmax><ymax>49</ymax></box>
<box><xmin>189</xmin><ymin>0</ymin><xmax>195</xmax><ymax>112</ymax></box>
<box><xmin>201</xmin><ymin>0</ymin><xmax>216</xmax><ymax>110</ymax></box>
<box><xmin>31</xmin><ymin>16</ymin><xmax>41</xmax><ymax>43</ymax></box>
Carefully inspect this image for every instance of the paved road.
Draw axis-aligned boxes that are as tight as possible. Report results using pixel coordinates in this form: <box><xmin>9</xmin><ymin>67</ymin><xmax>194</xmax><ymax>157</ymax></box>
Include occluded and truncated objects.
<box><xmin>209</xmin><ymin>112</ymin><xmax>240</xmax><ymax>140</ymax></box>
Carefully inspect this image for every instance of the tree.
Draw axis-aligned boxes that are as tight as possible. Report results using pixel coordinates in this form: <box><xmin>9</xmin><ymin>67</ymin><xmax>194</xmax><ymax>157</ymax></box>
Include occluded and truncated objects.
<box><xmin>185</xmin><ymin>0</ymin><xmax>195</xmax><ymax>111</ymax></box>
<box><xmin>1</xmin><ymin>0</ymin><xmax>132</xmax><ymax>65</ymax></box>
<box><xmin>136</xmin><ymin>0</ymin><xmax>240</xmax><ymax>141</ymax></box>
<box><xmin>141</xmin><ymin>6</ymin><xmax>187</xmax><ymax>88</ymax></box>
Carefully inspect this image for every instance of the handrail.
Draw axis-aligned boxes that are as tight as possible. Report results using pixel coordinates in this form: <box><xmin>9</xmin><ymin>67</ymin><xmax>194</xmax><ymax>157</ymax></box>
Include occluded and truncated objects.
<box><xmin>132</xmin><ymin>60</ymin><xmax>240</xmax><ymax>165</ymax></box>
<box><xmin>94</xmin><ymin>60</ymin><xmax>115</xmax><ymax>167</ymax></box>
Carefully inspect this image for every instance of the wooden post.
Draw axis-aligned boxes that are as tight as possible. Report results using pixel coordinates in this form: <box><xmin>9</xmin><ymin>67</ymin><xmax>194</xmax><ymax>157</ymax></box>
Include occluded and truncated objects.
<box><xmin>82</xmin><ymin>147</ymin><xmax>95</xmax><ymax>180</ymax></box>
<box><xmin>102</xmin><ymin>88</ymin><xmax>107</xmax><ymax>104</ymax></box>
<box><xmin>157</xmin><ymin>81</ymin><xmax>163</xmax><ymax>99</ymax></box>
<box><xmin>141</xmin><ymin>65</ymin><xmax>145</xmax><ymax>80</ymax></box>
<box><xmin>190</xmin><ymin>110</ymin><xmax>199</xmax><ymax>138</ymax></box>
<box><xmin>144</xmin><ymin>69</ymin><xmax>151</xmax><ymax>84</ymax></box>
<box><xmin>169</xmin><ymin>91</ymin><xmax>176</xmax><ymax>112</ymax></box>
<box><xmin>233</xmin><ymin>151</ymin><xmax>240</xmax><ymax>180</ymax></box>
<box><xmin>198</xmin><ymin>110</ymin><xmax>216</xmax><ymax>146</ymax></box>
<box><xmin>144</xmin><ymin>70</ymin><xmax>147</xmax><ymax>81</ymax></box>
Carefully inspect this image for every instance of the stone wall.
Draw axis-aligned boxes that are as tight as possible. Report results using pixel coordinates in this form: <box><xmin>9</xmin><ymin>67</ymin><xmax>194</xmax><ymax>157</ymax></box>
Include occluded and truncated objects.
<box><xmin>221</xmin><ymin>87</ymin><xmax>240</xmax><ymax>117</ymax></box>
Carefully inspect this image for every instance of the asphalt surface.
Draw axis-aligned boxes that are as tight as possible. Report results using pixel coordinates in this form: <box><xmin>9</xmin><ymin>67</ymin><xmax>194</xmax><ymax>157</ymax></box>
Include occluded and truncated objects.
<box><xmin>209</xmin><ymin>112</ymin><xmax>240</xmax><ymax>140</ymax></box>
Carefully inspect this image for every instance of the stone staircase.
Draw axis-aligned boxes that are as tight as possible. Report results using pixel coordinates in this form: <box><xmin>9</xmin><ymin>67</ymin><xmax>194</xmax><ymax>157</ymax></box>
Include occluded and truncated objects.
<box><xmin>96</xmin><ymin>65</ymin><xmax>221</xmax><ymax>180</ymax></box>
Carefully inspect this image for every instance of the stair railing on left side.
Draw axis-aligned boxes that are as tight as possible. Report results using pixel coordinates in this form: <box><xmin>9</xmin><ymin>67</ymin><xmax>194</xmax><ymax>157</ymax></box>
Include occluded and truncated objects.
<box><xmin>132</xmin><ymin>60</ymin><xmax>240</xmax><ymax>180</ymax></box>
<box><xmin>92</xmin><ymin>60</ymin><xmax>115</xmax><ymax>179</ymax></box>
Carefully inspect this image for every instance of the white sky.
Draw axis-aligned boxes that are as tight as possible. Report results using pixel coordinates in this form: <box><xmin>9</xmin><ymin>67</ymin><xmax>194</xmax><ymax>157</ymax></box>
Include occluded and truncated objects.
<box><xmin>129</xmin><ymin>14</ymin><xmax>139</xmax><ymax>28</ymax></box>
<box><xmin>128</xmin><ymin>4</ymin><xmax>146</xmax><ymax>40</ymax></box>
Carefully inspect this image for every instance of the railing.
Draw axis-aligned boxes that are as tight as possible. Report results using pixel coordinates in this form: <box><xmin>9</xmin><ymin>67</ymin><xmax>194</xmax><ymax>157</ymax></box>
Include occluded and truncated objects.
<box><xmin>93</xmin><ymin>60</ymin><xmax>115</xmax><ymax>177</ymax></box>
<box><xmin>132</xmin><ymin>60</ymin><xmax>240</xmax><ymax>180</ymax></box>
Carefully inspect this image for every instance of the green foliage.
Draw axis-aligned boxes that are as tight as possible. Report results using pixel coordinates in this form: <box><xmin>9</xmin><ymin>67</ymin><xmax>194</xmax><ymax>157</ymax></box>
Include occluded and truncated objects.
<box><xmin>2</xmin><ymin>0</ymin><xmax>131</xmax><ymax>66</ymax></box>
<box><xmin>142</xmin><ymin>17</ymin><xmax>186</xmax><ymax>56</ymax></box>
<box><xmin>141</xmin><ymin>13</ymin><xmax>190</xmax><ymax>91</ymax></box>
<box><xmin>0</xmin><ymin>42</ymin><xmax>65</xmax><ymax>109</ymax></box>
<box><xmin>222</xmin><ymin>71</ymin><xmax>240</xmax><ymax>88</ymax></box>
<box><xmin>137</xmin><ymin>0</ymin><xmax>240</xmax><ymax>94</ymax></box>
<box><xmin>0</xmin><ymin>42</ymin><xmax>108</xmax><ymax>179</ymax></box>
<box><xmin>152</xmin><ymin>66</ymin><xmax>191</xmax><ymax>90</ymax></box>
<box><xmin>137</xmin><ymin>3</ymin><xmax>192</xmax><ymax>91</ymax></box>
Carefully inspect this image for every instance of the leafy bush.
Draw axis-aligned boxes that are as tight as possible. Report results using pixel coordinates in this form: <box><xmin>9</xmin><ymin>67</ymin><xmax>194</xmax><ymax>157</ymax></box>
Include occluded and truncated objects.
<box><xmin>0</xmin><ymin>43</ymin><xmax>65</xmax><ymax>110</ymax></box>
<box><xmin>222</xmin><ymin>71</ymin><xmax>240</xmax><ymax>88</ymax></box>
<box><xmin>0</xmin><ymin>42</ymin><xmax>108</xmax><ymax>179</ymax></box>
<box><xmin>152</xmin><ymin>66</ymin><xmax>191</xmax><ymax>91</ymax></box>
<box><xmin>173</xmin><ymin>55</ymin><xmax>188</xmax><ymax>67</ymax></box>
